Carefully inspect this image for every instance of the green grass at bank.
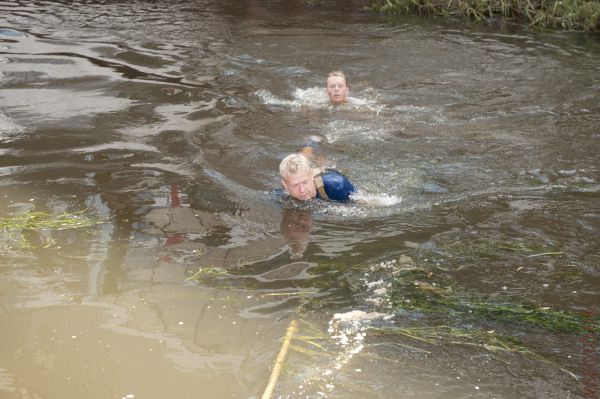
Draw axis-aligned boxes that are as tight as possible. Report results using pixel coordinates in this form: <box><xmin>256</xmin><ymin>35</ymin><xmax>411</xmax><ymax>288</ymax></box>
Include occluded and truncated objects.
<box><xmin>371</xmin><ymin>0</ymin><xmax>600</xmax><ymax>32</ymax></box>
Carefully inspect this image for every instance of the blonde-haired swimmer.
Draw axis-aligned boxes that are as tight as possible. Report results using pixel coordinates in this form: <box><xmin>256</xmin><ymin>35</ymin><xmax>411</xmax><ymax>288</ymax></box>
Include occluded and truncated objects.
<box><xmin>279</xmin><ymin>153</ymin><xmax>355</xmax><ymax>202</ymax></box>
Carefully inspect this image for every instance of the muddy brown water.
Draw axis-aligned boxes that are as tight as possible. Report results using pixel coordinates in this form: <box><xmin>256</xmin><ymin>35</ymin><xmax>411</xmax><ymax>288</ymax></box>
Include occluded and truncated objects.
<box><xmin>0</xmin><ymin>1</ymin><xmax>599</xmax><ymax>398</ymax></box>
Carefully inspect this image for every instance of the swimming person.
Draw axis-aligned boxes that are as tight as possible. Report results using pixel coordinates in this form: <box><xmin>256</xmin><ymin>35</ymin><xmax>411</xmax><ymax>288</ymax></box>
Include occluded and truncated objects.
<box><xmin>279</xmin><ymin>153</ymin><xmax>356</xmax><ymax>202</ymax></box>
<box><xmin>325</xmin><ymin>70</ymin><xmax>368</xmax><ymax>106</ymax></box>
<box><xmin>326</xmin><ymin>70</ymin><xmax>349</xmax><ymax>105</ymax></box>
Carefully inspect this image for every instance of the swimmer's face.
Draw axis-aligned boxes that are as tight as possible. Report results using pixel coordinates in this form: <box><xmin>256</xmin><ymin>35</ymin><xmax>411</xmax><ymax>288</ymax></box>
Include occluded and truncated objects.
<box><xmin>281</xmin><ymin>168</ymin><xmax>317</xmax><ymax>201</ymax></box>
<box><xmin>326</xmin><ymin>75</ymin><xmax>349</xmax><ymax>105</ymax></box>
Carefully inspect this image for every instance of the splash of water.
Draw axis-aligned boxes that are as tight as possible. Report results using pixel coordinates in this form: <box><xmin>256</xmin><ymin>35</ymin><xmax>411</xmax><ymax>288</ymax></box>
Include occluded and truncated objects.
<box><xmin>0</xmin><ymin>113</ymin><xmax>26</xmax><ymax>143</ymax></box>
<box><xmin>255</xmin><ymin>87</ymin><xmax>386</xmax><ymax>114</ymax></box>
<box><xmin>350</xmin><ymin>192</ymin><xmax>403</xmax><ymax>206</ymax></box>
<box><xmin>291</xmin><ymin>258</ymin><xmax>416</xmax><ymax>397</ymax></box>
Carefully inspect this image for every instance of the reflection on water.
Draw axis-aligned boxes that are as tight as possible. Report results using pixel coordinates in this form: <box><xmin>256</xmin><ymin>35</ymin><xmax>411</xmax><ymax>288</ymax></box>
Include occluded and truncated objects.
<box><xmin>1</xmin><ymin>0</ymin><xmax>599</xmax><ymax>398</ymax></box>
<box><xmin>281</xmin><ymin>208</ymin><xmax>313</xmax><ymax>259</ymax></box>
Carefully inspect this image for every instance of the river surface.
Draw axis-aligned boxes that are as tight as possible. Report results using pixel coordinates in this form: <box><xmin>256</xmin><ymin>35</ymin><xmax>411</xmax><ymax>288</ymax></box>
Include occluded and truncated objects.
<box><xmin>1</xmin><ymin>1</ymin><xmax>599</xmax><ymax>398</ymax></box>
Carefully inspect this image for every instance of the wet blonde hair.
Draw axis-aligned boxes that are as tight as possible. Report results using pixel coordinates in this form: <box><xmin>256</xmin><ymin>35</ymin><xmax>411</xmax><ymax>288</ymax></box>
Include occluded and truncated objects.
<box><xmin>279</xmin><ymin>153</ymin><xmax>311</xmax><ymax>179</ymax></box>
<box><xmin>327</xmin><ymin>70</ymin><xmax>348</xmax><ymax>86</ymax></box>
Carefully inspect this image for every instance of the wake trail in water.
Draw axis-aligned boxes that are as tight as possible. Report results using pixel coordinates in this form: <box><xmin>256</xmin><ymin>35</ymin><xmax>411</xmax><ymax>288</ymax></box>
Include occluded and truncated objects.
<box><xmin>255</xmin><ymin>87</ymin><xmax>386</xmax><ymax>114</ymax></box>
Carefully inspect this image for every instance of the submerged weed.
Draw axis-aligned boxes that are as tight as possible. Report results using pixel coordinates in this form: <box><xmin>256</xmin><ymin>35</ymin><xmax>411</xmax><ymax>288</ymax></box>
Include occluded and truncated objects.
<box><xmin>387</xmin><ymin>267</ymin><xmax>599</xmax><ymax>334</ymax></box>
<box><xmin>0</xmin><ymin>209</ymin><xmax>105</xmax><ymax>249</ymax></box>
<box><xmin>359</xmin><ymin>256</ymin><xmax>595</xmax><ymax>379</ymax></box>
<box><xmin>441</xmin><ymin>238</ymin><xmax>553</xmax><ymax>259</ymax></box>
<box><xmin>369</xmin><ymin>325</ymin><xmax>579</xmax><ymax>379</ymax></box>
<box><xmin>358</xmin><ymin>255</ymin><xmax>598</xmax><ymax>335</ymax></box>
<box><xmin>0</xmin><ymin>209</ymin><xmax>104</xmax><ymax>231</ymax></box>
<box><xmin>185</xmin><ymin>266</ymin><xmax>228</xmax><ymax>281</ymax></box>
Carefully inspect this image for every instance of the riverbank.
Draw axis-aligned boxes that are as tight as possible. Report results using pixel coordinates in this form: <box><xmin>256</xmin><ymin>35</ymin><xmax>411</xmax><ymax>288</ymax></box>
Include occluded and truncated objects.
<box><xmin>371</xmin><ymin>0</ymin><xmax>600</xmax><ymax>32</ymax></box>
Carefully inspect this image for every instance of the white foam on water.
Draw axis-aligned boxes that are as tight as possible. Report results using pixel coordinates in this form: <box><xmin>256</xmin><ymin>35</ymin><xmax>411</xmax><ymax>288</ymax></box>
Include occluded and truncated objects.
<box><xmin>292</xmin><ymin>257</ymin><xmax>419</xmax><ymax>397</ymax></box>
<box><xmin>254</xmin><ymin>88</ymin><xmax>298</xmax><ymax>108</ymax></box>
<box><xmin>308</xmin><ymin>193</ymin><xmax>402</xmax><ymax>221</ymax></box>
<box><xmin>315</xmin><ymin>203</ymin><xmax>369</xmax><ymax>219</ymax></box>
<box><xmin>393</xmin><ymin>104</ymin><xmax>429</xmax><ymax>113</ymax></box>
<box><xmin>291</xmin><ymin>86</ymin><xmax>329</xmax><ymax>107</ymax></box>
<box><xmin>0</xmin><ymin>113</ymin><xmax>25</xmax><ymax>143</ymax></box>
<box><xmin>254</xmin><ymin>86</ymin><xmax>331</xmax><ymax>109</ymax></box>
<box><xmin>350</xmin><ymin>192</ymin><xmax>403</xmax><ymax>207</ymax></box>
<box><xmin>295</xmin><ymin>310</ymin><xmax>390</xmax><ymax>398</ymax></box>
<box><xmin>391</xmin><ymin>104</ymin><xmax>448</xmax><ymax>125</ymax></box>
<box><xmin>322</xmin><ymin>120</ymin><xmax>366</xmax><ymax>143</ymax></box>
<box><xmin>256</xmin><ymin>86</ymin><xmax>386</xmax><ymax>114</ymax></box>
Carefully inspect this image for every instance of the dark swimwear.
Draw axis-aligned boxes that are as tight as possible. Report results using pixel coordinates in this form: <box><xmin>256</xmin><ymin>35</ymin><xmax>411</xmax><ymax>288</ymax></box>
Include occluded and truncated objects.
<box><xmin>315</xmin><ymin>170</ymin><xmax>356</xmax><ymax>202</ymax></box>
<box><xmin>273</xmin><ymin>170</ymin><xmax>356</xmax><ymax>203</ymax></box>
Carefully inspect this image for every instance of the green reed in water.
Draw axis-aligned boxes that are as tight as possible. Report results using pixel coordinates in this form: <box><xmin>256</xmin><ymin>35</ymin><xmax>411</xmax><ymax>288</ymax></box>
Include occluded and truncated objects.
<box><xmin>441</xmin><ymin>238</ymin><xmax>554</xmax><ymax>259</ymax></box>
<box><xmin>387</xmin><ymin>267</ymin><xmax>599</xmax><ymax>334</ymax></box>
<box><xmin>369</xmin><ymin>325</ymin><xmax>579</xmax><ymax>378</ymax></box>
<box><xmin>372</xmin><ymin>0</ymin><xmax>600</xmax><ymax>32</ymax></box>
<box><xmin>355</xmin><ymin>256</ymin><xmax>597</xmax><ymax>380</ymax></box>
<box><xmin>0</xmin><ymin>209</ymin><xmax>105</xmax><ymax>249</ymax></box>
<box><xmin>0</xmin><ymin>209</ymin><xmax>104</xmax><ymax>230</ymax></box>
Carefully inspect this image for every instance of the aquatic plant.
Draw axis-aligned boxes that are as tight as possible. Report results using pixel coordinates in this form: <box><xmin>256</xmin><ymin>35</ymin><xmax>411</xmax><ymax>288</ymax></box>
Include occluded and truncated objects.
<box><xmin>372</xmin><ymin>0</ymin><xmax>600</xmax><ymax>32</ymax></box>
<box><xmin>0</xmin><ymin>209</ymin><xmax>105</xmax><ymax>249</ymax></box>
<box><xmin>0</xmin><ymin>209</ymin><xmax>104</xmax><ymax>231</ymax></box>
<box><xmin>185</xmin><ymin>266</ymin><xmax>228</xmax><ymax>281</ymax></box>
<box><xmin>369</xmin><ymin>325</ymin><xmax>579</xmax><ymax>379</ymax></box>
<box><xmin>439</xmin><ymin>238</ymin><xmax>555</xmax><ymax>259</ymax></box>
<box><xmin>387</xmin><ymin>267</ymin><xmax>599</xmax><ymax>334</ymax></box>
<box><xmin>351</xmin><ymin>255</ymin><xmax>598</xmax><ymax>381</ymax></box>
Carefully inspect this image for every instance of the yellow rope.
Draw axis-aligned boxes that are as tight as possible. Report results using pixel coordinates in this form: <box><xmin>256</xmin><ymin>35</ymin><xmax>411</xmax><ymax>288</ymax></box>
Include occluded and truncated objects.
<box><xmin>261</xmin><ymin>319</ymin><xmax>298</xmax><ymax>399</ymax></box>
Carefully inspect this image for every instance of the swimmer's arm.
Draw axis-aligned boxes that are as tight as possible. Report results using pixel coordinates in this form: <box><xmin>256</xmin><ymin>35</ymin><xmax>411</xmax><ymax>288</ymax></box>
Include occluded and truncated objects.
<box><xmin>300</xmin><ymin>135</ymin><xmax>325</xmax><ymax>155</ymax></box>
<box><xmin>299</xmin><ymin>146</ymin><xmax>314</xmax><ymax>158</ymax></box>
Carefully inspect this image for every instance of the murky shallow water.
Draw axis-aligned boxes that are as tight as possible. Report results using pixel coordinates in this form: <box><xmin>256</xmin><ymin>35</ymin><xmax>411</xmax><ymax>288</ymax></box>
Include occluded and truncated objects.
<box><xmin>1</xmin><ymin>1</ymin><xmax>599</xmax><ymax>398</ymax></box>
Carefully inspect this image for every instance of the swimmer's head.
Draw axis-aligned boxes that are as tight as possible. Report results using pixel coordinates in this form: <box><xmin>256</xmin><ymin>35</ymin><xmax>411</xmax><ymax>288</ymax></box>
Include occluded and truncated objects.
<box><xmin>327</xmin><ymin>71</ymin><xmax>348</xmax><ymax>85</ymax></box>
<box><xmin>326</xmin><ymin>71</ymin><xmax>349</xmax><ymax>105</ymax></box>
<box><xmin>279</xmin><ymin>153</ymin><xmax>317</xmax><ymax>201</ymax></box>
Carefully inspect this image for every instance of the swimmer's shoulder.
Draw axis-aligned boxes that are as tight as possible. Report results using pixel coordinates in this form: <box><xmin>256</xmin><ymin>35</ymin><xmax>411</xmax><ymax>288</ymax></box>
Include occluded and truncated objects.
<box><xmin>321</xmin><ymin>170</ymin><xmax>356</xmax><ymax>201</ymax></box>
